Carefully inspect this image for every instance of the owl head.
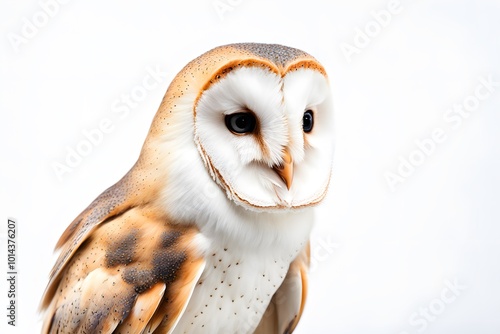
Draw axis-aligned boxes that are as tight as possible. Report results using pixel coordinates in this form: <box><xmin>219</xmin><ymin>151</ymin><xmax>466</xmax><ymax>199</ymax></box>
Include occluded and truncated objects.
<box><xmin>144</xmin><ymin>43</ymin><xmax>334</xmax><ymax>213</ymax></box>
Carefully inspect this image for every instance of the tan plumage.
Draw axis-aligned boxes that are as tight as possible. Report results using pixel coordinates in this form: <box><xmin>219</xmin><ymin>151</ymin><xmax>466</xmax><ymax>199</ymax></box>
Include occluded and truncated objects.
<box><xmin>41</xmin><ymin>43</ymin><xmax>333</xmax><ymax>333</ymax></box>
<box><xmin>41</xmin><ymin>202</ymin><xmax>206</xmax><ymax>333</ymax></box>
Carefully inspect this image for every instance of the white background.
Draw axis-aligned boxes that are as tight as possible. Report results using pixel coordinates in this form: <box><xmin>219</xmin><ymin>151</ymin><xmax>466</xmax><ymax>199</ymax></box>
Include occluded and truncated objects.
<box><xmin>1</xmin><ymin>0</ymin><xmax>500</xmax><ymax>333</ymax></box>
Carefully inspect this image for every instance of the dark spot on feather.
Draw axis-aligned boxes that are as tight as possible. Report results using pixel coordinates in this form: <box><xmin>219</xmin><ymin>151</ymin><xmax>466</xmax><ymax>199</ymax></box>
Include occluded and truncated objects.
<box><xmin>117</xmin><ymin>293</ymin><xmax>137</xmax><ymax>321</ymax></box>
<box><xmin>122</xmin><ymin>249</ymin><xmax>186</xmax><ymax>294</ymax></box>
<box><xmin>159</xmin><ymin>230</ymin><xmax>182</xmax><ymax>248</ymax></box>
<box><xmin>122</xmin><ymin>268</ymin><xmax>155</xmax><ymax>294</ymax></box>
<box><xmin>87</xmin><ymin>310</ymin><xmax>105</xmax><ymax>333</ymax></box>
<box><xmin>152</xmin><ymin>249</ymin><xmax>186</xmax><ymax>283</ymax></box>
<box><xmin>106</xmin><ymin>230</ymin><xmax>138</xmax><ymax>267</ymax></box>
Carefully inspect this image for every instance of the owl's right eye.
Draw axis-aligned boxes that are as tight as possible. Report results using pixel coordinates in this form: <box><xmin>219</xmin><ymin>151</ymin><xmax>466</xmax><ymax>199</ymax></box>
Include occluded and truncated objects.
<box><xmin>225</xmin><ymin>112</ymin><xmax>256</xmax><ymax>134</ymax></box>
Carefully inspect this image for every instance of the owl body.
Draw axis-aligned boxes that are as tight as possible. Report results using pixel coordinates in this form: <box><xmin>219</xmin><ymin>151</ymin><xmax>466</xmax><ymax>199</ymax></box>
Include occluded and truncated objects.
<box><xmin>171</xmin><ymin>209</ymin><xmax>313</xmax><ymax>333</ymax></box>
<box><xmin>41</xmin><ymin>43</ymin><xmax>334</xmax><ymax>333</ymax></box>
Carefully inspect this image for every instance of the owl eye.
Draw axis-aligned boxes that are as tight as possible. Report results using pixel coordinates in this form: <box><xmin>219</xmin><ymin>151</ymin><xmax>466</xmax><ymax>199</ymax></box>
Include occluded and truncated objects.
<box><xmin>303</xmin><ymin>110</ymin><xmax>314</xmax><ymax>133</ymax></box>
<box><xmin>225</xmin><ymin>112</ymin><xmax>256</xmax><ymax>134</ymax></box>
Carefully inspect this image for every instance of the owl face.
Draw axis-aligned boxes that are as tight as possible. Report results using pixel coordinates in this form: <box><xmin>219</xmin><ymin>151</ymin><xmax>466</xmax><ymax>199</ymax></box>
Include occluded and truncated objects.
<box><xmin>194</xmin><ymin>65</ymin><xmax>334</xmax><ymax>211</ymax></box>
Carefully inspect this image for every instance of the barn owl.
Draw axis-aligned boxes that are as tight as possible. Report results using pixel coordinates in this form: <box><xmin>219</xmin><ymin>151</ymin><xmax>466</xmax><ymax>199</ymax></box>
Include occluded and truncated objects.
<box><xmin>40</xmin><ymin>43</ymin><xmax>335</xmax><ymax>334</ymax></box>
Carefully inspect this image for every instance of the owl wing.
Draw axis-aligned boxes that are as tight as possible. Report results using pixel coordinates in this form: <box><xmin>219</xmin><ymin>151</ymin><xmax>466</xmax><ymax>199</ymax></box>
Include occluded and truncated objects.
<box><xmin>254</xmin><ymin>242</ymin><xmax>310</xmax><ymax>334</ymax></box>
<box><xmin>41</xmin><ymin>196</ymin><xmax>206</xmax><ymax>334</ymax></box>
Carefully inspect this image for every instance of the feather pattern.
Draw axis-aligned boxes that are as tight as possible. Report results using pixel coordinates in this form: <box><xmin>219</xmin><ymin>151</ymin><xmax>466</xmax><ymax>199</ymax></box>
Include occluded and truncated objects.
<box><xmin>41</xmin><ymin>204</ymin><xmax>206</xmax><ymax>334</ymax></box>
<box><xmin>254</xmin><ymin>243</ymin><xmax>310</xmax><ymax>334</ymax></box>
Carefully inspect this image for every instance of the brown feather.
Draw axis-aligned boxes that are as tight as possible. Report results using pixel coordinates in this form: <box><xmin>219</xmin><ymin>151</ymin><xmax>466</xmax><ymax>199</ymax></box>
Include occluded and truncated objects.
<box><xmin>41</xmin><ymin>206</ymin><xmax>205</xmax><ymax>333</ymax></box>
<box><xmin>114</xmin><ymin>283</ymin><xmax>166</xmax><ymax>333</ymax></box>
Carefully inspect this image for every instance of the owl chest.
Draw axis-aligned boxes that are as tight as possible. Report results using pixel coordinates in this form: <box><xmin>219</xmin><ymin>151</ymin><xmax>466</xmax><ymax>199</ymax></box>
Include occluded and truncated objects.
<box><xmin>171</xmin><ymin>245</ymin><xmax>291</xmax><ymax>334</ymax></box>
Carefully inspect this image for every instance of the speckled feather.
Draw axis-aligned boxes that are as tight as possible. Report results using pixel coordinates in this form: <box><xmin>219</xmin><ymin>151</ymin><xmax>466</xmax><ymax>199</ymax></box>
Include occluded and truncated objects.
<box><xmin>41</xmin><ymin>43</ymin><xmax>330</xmax><ymax>334</ymax></box>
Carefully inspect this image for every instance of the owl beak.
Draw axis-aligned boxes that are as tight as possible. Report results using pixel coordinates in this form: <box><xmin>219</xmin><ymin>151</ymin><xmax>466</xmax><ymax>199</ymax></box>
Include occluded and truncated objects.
<box><xmin>273</xmin><ymin>149</ymin><xmax>294</xmax><ymax>190</ymax></box>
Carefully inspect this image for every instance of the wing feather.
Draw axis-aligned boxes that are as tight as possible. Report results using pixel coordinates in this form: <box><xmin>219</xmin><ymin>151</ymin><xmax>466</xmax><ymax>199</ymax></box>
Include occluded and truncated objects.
<box><xmin>114</xmin><ymin>283</ymin><xmax>166</xmax><ymax>333</ymax></box>
<box><xmin>255</xmin><ymin>242</ymin><xmax>310</xmax><ymax>334</ymax></box>
<box><xmin>41</xmin><ymin>205</ymin><xmax>206</xmax><ymax>334</ymax></box>
<box><xmin>41</xmin><ymin>172</ymin><xmax>135</xmax><ymax>310</ymax></box>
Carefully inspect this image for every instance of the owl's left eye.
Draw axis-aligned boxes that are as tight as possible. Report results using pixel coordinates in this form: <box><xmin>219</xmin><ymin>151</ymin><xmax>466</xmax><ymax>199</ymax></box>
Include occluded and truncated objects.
<box><xmin>225</xmin><ymin>112</ymin><xmax>256</xmax><ymax>134</ymax></box>
<box><xmin>303</xmin><ymin>110</ymin><xmax>314</xmax><ymax>133</ymax></box>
